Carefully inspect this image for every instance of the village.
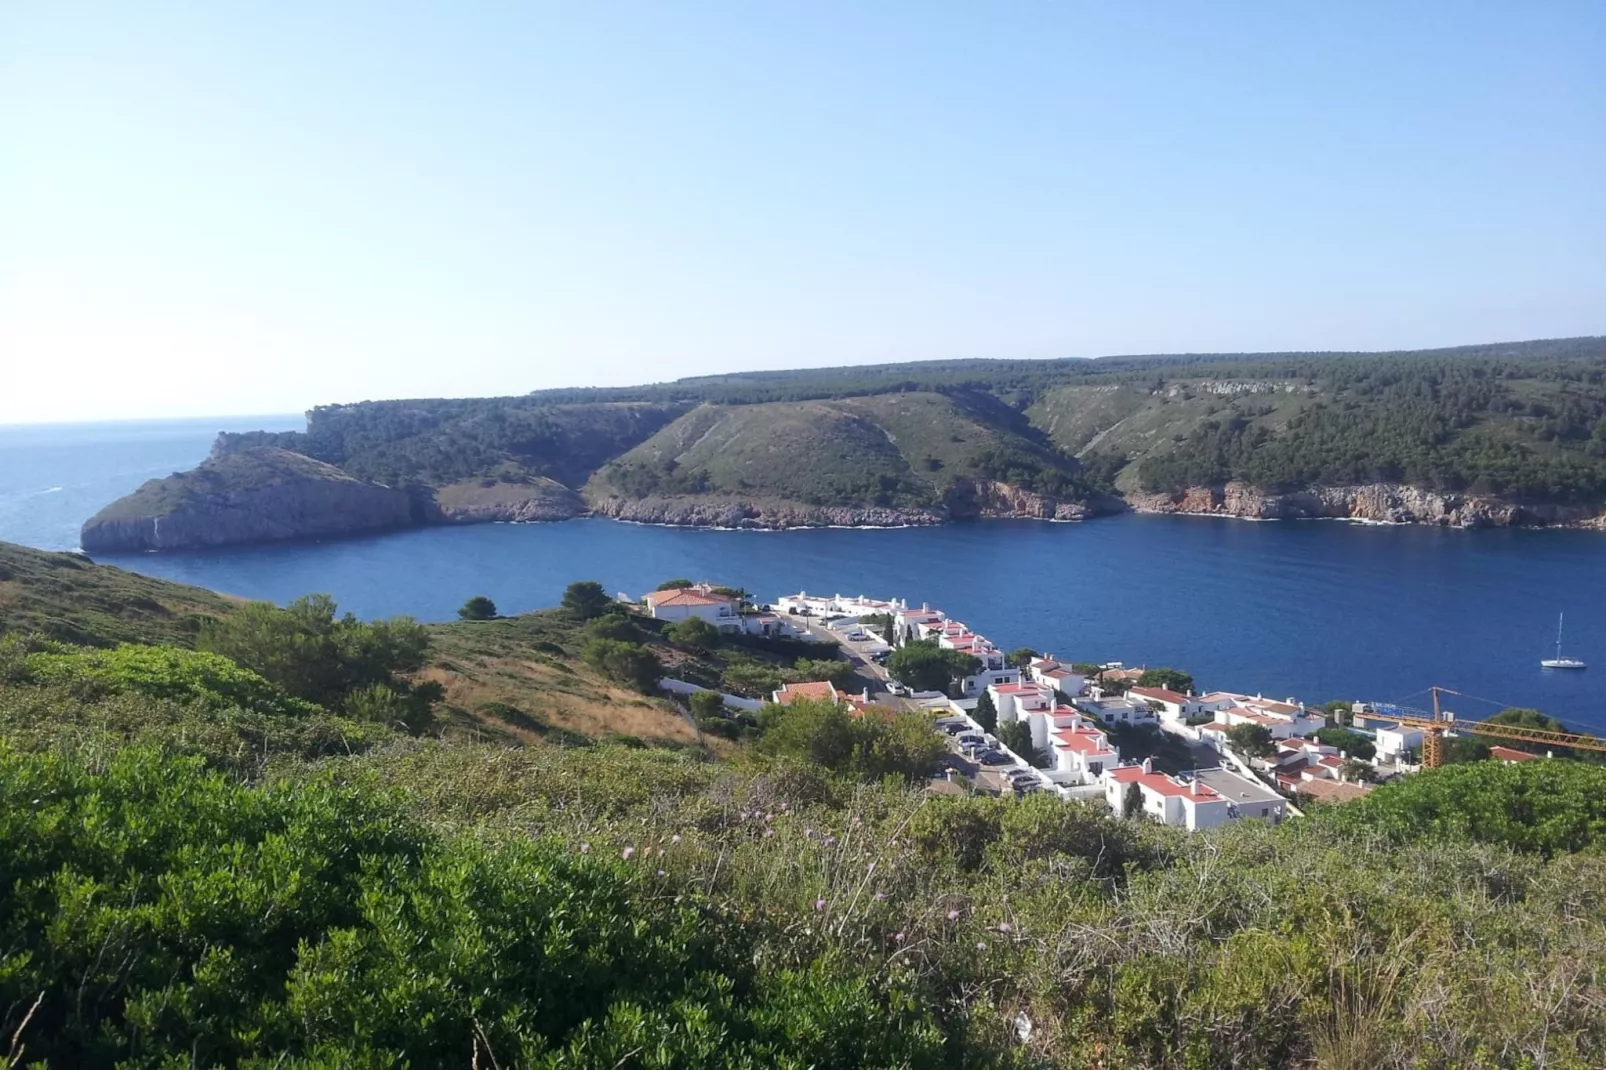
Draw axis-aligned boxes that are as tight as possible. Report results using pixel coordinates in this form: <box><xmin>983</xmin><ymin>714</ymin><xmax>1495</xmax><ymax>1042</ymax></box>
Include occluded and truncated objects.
<box><xmin>633</xmin><ymin>583</ymin><xmax>1550</xmax><ymax>832</ymax></box>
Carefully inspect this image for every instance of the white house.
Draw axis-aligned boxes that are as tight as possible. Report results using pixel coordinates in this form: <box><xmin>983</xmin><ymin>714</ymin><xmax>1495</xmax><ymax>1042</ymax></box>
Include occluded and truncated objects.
<box><xmin>644</xmin><ymin>585</ymin><xmax>740</xmax><ymax>629</ymax></box>
<box><xmin>987</xmin><ymin>681</ymin><xmax>1055</xmax><ymax>723</ymax></box>
<box><xmin>1073</xmin><ymin>693</ymin><xmax>1158</xmax><ymax>726</ymax></box>
<box><xmin>1031</xmin><ymin>709</ymin><xmax>1119</xmax><ymax>786</ymax></box>
<box><xmin>1127</xmin><ymin>686</ymin><xmax>1203</xmax><ymax>722</ymax></box>
<box><xmin>1028</xmin><ymin>657</ymin><xmax>1086</xmax><ymax>697</ymax></box>
<box><xmin>1104</xmin><ymin>761</ymin><xmax>1288</xmax><ymax>831</ymax></box>
<box><xmin>1373</xmin><ymin>723</ymin><xmax>1424</xmax><ymax>761</ymax></box>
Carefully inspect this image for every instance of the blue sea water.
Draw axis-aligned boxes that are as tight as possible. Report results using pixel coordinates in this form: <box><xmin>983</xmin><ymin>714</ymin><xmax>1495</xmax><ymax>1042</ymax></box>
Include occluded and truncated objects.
<box><xmin>3</xmin><ymin>418</ymin><xmax>1605</xmax><ymax>733</ymax></box>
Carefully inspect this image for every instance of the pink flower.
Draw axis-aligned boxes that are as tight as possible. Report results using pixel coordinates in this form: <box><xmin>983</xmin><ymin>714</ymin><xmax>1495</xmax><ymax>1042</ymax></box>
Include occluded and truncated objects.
<box><xmin>763</xmin><ymin>828</ymin><xmax>775</xmax><ymax>838</ymax></box>
<box><xmin>622</xmin><ymin>846</ymin><xmax>635</xmax><ymax>861</ymax></box>
<box><xmin>894</xmin><ymin>931</ymin><xmax>906</xmax><ymax>943</ymax></box>
<box><xmin>947</xmin><ymin>909</ymin><xmax>961</xmax><ymax>921</ymax></box>
<box><xmin>814</xmin><ymin>898</ymin><xmax>827</xmax><ymax>911</ymax></box>
<box><xmin>579</xmin><ymin>842</ymin><xmax>591</xmax><ymax>854</ymax></box>
<box><xmin>997</xmin><ymin>922</ymin><xmax>1012</xmax><ymax>933</ymax></box>
<box><xmin>975</xmin><ymin>941</ymin><xmax>986</xmax><ymax>951</ymax></box>
<box><xmin>873</xmin><ymin>892</ymin><xmax>885</xmax><ymax>902</ymax></box>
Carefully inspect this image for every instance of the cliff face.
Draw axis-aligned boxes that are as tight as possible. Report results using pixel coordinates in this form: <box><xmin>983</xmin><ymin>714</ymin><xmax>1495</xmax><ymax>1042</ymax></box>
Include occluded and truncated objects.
<box><xmin>431</xmin><ymin>478</ymin><xmax>586</xmax><ymax>524</ymax></box>
<box><xmin>944</xmin><ymin>479</ymin><xmax>1108</xmax><ymax>522</ymax></box>
<box><xmin>81</xmin><ymin>448</ymin><xmax>417</xmax><ymax>552</ymax></box>
<box><xmin>1128</xmin><ymin>482</ymin><xmax>1606</xmax><ymax>529</ymax></box>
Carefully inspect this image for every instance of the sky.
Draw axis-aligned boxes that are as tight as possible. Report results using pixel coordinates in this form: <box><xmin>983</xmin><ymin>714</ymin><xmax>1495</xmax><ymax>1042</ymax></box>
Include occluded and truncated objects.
<box><xmin>1</xmin><ymin>2</ymin><xmax>1603</xmax><ymax>424</ymax></box>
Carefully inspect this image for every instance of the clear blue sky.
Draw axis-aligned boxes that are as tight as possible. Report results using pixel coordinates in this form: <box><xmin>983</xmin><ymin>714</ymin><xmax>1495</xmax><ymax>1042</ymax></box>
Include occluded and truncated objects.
<box><xmin>2</xmin><ymin>2</ymin><xmax>1602</xmax><ymax>423</ymax></box>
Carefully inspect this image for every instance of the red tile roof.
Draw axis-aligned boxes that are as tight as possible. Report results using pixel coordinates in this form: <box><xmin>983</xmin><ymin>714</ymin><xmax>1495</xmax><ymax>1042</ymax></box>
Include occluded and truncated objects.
<box><xmin>647</xmin><ymin>588</ymin><xmax>734</xmax><ymax>608</ymax></box>
<box><xmin>1129</xmin><ymin>686</ymin><xmax>1191</xmax><ymax>705</ymax></box>
<box><xmin>1053</xmin><ymin>728</ymin><xmax>1115</xmax><ymax>755</ymax></box>
<box><xmin>772</xmin><ymin>681</ymin><xmax>842</xmax><ymax>706</ymax></box>
<box><xmin>1107</xmin><ymin>766</ymin><xmax>1223</xmax><ymax>801</ymax></box>
<box><xmin>1489</xmin><ymin>745</ymin><xmax>1540</xmax><ymax>762</ymax></box>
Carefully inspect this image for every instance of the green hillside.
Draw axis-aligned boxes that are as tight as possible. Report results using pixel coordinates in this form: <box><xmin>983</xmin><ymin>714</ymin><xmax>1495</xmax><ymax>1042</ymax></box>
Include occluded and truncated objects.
<box><xmin>0</xmin><ymin>542</ymin><xmax>235</xmax><ymax>646</ymax></box>
<box><xmin>87</xmin><ymin>337</ymin><xmax>1606</xmax><ymax>537</ymax></box>
<box><xmin>588</xmin><ymin>392</ymin><xmax>1089</xmax><ymax>509</ymax></box>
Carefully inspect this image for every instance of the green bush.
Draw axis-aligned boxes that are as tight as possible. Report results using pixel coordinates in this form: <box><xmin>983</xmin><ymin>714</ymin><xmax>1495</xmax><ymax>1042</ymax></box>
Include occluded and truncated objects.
<box><xmin>582</xmin><ymin>638</ymin><xmax>663</xmax><ymax>693</ymax></box>
<box><xmin>0</xmin><ymin>745</ymin><xmax>960</xmax><ymax>1068</ymax></box>
<box><xmin>666</xmin><ymin>616</ymin><xmax>721</xmax><ymax>652</ymax></box>
<box><xmin>24</xmin><ymin>641</ymin><xmax>320</xmax><ymax>718</ymax></box>
<box><xmin>758</xmin><ymin>698</ymin><xmax>946</xmax><ymax>783</ymax></box>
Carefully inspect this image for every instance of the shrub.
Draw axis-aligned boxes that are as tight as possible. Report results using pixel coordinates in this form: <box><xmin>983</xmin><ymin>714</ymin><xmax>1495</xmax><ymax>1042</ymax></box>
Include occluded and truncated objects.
<box><xmin>561</xmin><ymin>580</ymin><xmax>614</xmax><ymax>620</ymax></box>
<box><xmin>1137</xmin><ymin>667</ymin><xmax>1194</xmax><ymax>693</ymax></box>
<box><xmin>582</xmin><ymin>638</ymin><xmax>663</xmax><ymax>693</ymax></box>
<box><xmin>884</xmin><ymin>640</ymin><xmax>979</xmax><ymax>694</ymax></box>
<box><xmin>758</xmin><ymin>698</ymin><xmax>945</xmax><ymax>782</ymax></box>
<box><xmin>457</xmin><ymin>595</ymin><xmax>498</xmax><ymax>620</ymax></box>
<box><xmin>24</xmin><ymin>641</ymin><xmax>320</xmax><ymax>718</ymax></box>
<box><xmin>666</xmin><ymin>616</ymin><xmax>721</xmax><ymax>652</ymax></box>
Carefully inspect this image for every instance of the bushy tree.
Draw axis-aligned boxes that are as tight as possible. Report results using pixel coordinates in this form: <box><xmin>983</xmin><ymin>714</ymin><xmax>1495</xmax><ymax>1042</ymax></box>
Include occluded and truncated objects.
<box><xmin>457</xmin><ymin>595</ymin><xmax>498</xmax><ymax>620</ymax></box>
<box><xmin>885</xmin><ymin>640</ymin><xmax>980</xmax><ymax>695</ymax></box>
<box><xmin>561</xmin><ymin>580</ymin><xmax>614</xmax><ymax>620</ymax></box>
<box><xmin>582</xmin><ymin>614</ymin><xmax>640</xmax><ymax>644</ymax></box>
<box><xmin>655</xmin><ymin>579</ymin><xmax>695</xmax><ymax>591</ymax></box>
<box><xmin>997</xmin><ymin>719</ymin><xmax>1033</xmax><ymax>757</ymax></box>
<box><xmin>1137</xmin><ymin>667</ymin><xmax>1194</xmax><ymax>693</ymax></box>
<box><xmin>583</xmin><ymin>638</ymin><xmax>662</xmax><ymax>693</ymax></box>
<box><xmin>666</xmin><ymin>616</ymin><xmax>720</xmax><ymax>652</ymax></box>
<box><xmin>1008</xmin><ymin>648</ymin><xmax>1038</xmax><ymax>669</ymax></box>
<box><xmin>690</xmin><ymin>689</ymin><xmax>726</xmax><ymax>721</ymax></box>
<box><xmin>1315</xmin><ymin>726</ymin><xmax>1376</xmax><ymax>760</ymax></box>
<box><xmin>758</xmin><ymin>698</ymin><xmax>944</xmax><ymax>782</ymax></box>
<box><xmin>787</xmin><ymin>657</ymin><xmax>856</xmax><ymax>687</ymax></box>
<box><xmin>973</xmin><ymin>690</ymin><xmax>998</xmax><ymax>734</ymax></box>
<box><xmin>197</xmin><ymin>594</ymin><xmax>428</xmax><ymax>709</ymax></box>
<box><xmin>1226</xmin><ymin>722</ymin><xmax>1276</xmax><ymax>759</ymax></box>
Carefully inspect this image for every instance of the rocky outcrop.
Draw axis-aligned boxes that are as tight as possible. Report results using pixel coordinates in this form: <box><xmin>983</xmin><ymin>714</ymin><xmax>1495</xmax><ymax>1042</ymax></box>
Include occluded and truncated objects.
<box><xmin>944</xmin><ymin>479</ymin><xmax>1111</xmax><ymax>522</ymax></box>
<box><xmin>1127</xmin><ymin>482</ymin><xmax>1606</xmax><ymax>529</ymax></box>
<box><xmin>585</xmin><ymin>494</ymin><xmax>950</xmax><ymax>529</ymax></box>
<box><xmin>81</xmin><ymin>448</ymin><xmax>417</xmax><ymax>552</ymax></box>
<box><xmin>431</xmin><ymin>478</ymin><xmax>586</xmax><ymax>524</ymax></box>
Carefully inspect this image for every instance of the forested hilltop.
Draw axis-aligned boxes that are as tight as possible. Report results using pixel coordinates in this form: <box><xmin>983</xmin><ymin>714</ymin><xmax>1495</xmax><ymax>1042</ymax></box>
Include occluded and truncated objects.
<box><xmin>3</xmin><ymin>540</ymin><xmax>1606</xmax><ymax>1066</ymax></box>
<box><xmin>83</xmin><ymin>337</ymin><xmax>1606</xmax><ymax>549</ymax></box>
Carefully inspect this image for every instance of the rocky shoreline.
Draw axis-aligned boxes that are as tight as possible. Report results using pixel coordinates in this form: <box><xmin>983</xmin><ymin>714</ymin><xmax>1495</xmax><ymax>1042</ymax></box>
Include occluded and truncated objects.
<box><xmin>1126</xmin><ymin>482</ymin><xmax>1606</xmax><ymax>530</ymax></box>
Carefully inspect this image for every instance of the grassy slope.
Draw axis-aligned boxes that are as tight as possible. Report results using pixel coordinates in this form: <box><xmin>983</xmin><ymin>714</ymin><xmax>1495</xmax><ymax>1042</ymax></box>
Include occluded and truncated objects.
<box><xmin>588</xmin><ymin>392</ymin><xmax>1085</xmax><ymax>507</ymax></box>
<box><xmin>423</xmin><ymin>611</ymin><xmax>706</xmax><ymax>748</ymax></box>
<box><xmin>0</xmin><ymin>541</ymin><xmax>236</xmax><ymax>646</ymax></box>
<box><xmin>87</xmin><ymin>448</ymin><xmax>371</xmax><ymax>523</ymax></box>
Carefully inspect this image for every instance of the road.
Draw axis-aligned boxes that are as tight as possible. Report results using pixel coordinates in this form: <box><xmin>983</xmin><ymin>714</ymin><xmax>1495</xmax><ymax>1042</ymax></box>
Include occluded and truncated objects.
<box><xmin>802</xmin><ymin>620</ymin><xmax>923</xmax><ymax>711</ymax></box>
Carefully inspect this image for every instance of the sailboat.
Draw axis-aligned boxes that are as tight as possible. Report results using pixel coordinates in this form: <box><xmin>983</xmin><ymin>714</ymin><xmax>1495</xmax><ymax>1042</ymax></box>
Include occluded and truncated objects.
<box><xmin>1541</xmin><ymin>613</ymin><xmax>1587</xmax><ymax>670</ymax></box>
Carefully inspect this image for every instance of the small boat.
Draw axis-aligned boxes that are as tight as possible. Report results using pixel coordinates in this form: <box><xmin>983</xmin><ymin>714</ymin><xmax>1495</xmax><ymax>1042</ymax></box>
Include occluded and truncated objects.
<box><xmin>1541</xmin><ymin>613</ymin><xmax>1587</xmax><ymax>670</ymax></box>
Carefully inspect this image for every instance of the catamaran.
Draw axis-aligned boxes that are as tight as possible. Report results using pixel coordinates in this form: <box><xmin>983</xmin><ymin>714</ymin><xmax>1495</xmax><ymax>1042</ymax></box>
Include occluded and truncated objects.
<box><xmin>1541</xmin><ymin>613</ymin><xmax>1587</xmax><ymax>670</ymax></box>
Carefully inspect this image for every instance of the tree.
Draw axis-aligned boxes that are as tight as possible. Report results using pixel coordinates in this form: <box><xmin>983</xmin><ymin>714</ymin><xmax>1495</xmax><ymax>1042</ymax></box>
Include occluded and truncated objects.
<box><xmin>457</xmin><ymin>595</ymin><xmax>497</xmax><ymax>621</ymax></box>
<box><xmin>1137</xmin><ymin>668</ymin><xmax>1194</xmax><ymax>693</ymax></box>
<box><xmin>1339</xmin><ymin>758</ymin><xmax>1376</xmax><ymax>784</ymax></box>
<box><xmin>973</xmin><ymin>691</ymin><xmax>998</xmax><ymax>734</ymax></box>
<box><xmin>666</xmin><ymin>617</ymin><xmax>720</xmax><ymax>652</ymax></box>
<box><xmin>1480</xmin><ymin>708</ymin><xmax>1571</xmax><ymax>755</ymax></box>
<box><xmin>1315</xmin><ymin>726</ymin><xmax>1376</xmax><ymax>761</ymax></box>
<box><xmin>1322</xmin><ymin>700</ymin><xmax>1353</xmax><ymax>725</ymax></box>
<box><xmin>1226</xmin><ymin>722</ymin><xmax>1276</xmax><ymax>759</ymax></box>
<box><xmin>1008</xmin><ymin>648</ymin><xmax>1038</xmax><ymax>669</ymax></box>
<box><xmin>1123</xmin><ymin>780</ymin><xmax>1144</xmax><ymax>820</ymax></box>
<box><xmin>758</xmin><ymin>698</ymin><xmax>945</xmax><ymax>782</ymax></box>
<box><xmin>562</xmin><ymin>581</ymin><xmax>613</xmax><ymax>620</ymax></box>
<box><xmin>197</xmin><ymin>594</ymin><xmax>428</xmax><ymax>709</ymax></box>
<box><xmin>690</xmin><ymin>689</ymin><xmax>726</xmax><ymax>721</ymax></box>
<box><xmin>998</xmin><ymin>719</ymin><xmax>1033</xmax><ymax>757</ymax></box>
<box><xmin>882</xmin><ymin>619</ymin><xmax>897</xmax><ymax>646</ymax></box>
<box><xmin>885</xmin><ymin>640</ymin><xmax>981</xmax><ymax>695</ymax></box>
<box><xmin>582</xmin><ymin>638</ymin><xmax>662</xmax><ymax>693</ymax></box>
<box><xmin>582</xmin><ymin>615</ymin><xmax>639</xmax><ymax>644</ymax></box>
<box><xmin>655</xmin><ymin>579</ymin><xmax>695</xmax><ymax>591</ymax></box>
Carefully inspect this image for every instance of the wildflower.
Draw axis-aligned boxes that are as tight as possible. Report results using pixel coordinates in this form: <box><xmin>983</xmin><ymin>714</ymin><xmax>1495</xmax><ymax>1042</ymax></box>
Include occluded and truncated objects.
<box><xmin>873</xmin><ymin>892</ymin><xmax>885</xmax><ymax>902</ymax></box>
<box><xmin>975</xmin><ymin>941</ymin><xmax>986</xmax><ymax>951</ymax></box>
<box><xmin>894</xmin><ymin>931</ymin><xmax>906</xmax><ymax>943</ymax></box>
<box><xmin>579</xmin><ymin>843</ymin><xmax>591</xmax><ymax>854</ymax></box>
<box><xmin>622</xmin><ymin>846</ymin><xmax>636</xmax><ymax>860</ymax></box>
<box><xmin>997</xmin><ymin>922</ymin><xmax>1012</xmax><ymax>933</ymax></box>
<box><xmin>763</xmin><ymin>828</ymin><xmax>775</xmax><ymax>838</ymax></box>
<box><xmin>670</xmin><ymin>834</ymin><xmax>682</xmax><ymax>844</ymax></box>
<box><xmin>803</xmin><ymin>828</ymin><xmax>814</xmax><ymax>838</ymax></box>
<box><xmin>947</xmin><ymin>909</ymin><xmax>961</xmax><ymax>921</ymax></box>
<box><xmin>657</xmin><ymin>869</ymin><xmax>666</xmax><ymax>877</ymax></box>
<box><xmin>814</xmin><ymin>898</ymin><xmax>827</xmax><ymax>911</ymax></box>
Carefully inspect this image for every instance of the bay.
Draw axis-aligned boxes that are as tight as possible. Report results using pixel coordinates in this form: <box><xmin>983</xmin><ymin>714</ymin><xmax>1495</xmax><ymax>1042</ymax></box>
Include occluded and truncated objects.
<box><xmin>3</xmin><ymin>418</ymin><xmax>1604</xmax><ymax>733</ymax></box>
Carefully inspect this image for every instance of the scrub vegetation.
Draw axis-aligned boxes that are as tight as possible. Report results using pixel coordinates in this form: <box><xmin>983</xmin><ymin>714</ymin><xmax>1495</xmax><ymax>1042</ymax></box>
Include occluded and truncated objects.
<box><xmin>1</xmin><ymin>543</ymin><xmax>1605</xmax><ymax>1066</ymax></box>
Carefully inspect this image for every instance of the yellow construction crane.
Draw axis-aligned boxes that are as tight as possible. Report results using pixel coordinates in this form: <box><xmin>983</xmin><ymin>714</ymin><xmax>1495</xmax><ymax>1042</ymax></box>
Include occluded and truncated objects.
<box><xmin>1384</xmin><ymin>686</ymin><xmax>1606</xmax><ymax>768</ymax></box>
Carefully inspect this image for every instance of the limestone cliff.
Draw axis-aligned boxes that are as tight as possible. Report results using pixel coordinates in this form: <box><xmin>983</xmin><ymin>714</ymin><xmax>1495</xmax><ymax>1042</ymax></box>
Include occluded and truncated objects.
<box><xmin>1127</xmin><ymin>482</ymin><xmax>1606</xmax><ymax>529</ymax></box>
<box><xmin>81</xmin><ymin>448</ymin><xmax>417</xmax><ymax>552</ymax></box>
<box><xmin>431</xmin><ymin>477</ymin><xmax>586</xmax><ymax>523</ymax></box>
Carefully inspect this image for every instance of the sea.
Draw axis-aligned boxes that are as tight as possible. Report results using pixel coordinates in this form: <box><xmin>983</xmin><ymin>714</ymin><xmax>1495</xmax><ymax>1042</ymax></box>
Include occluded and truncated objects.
<box><xmin>3</xmin><ymin>417</ymin><xmax>1605</xmax><ymax>733</ymax></box>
